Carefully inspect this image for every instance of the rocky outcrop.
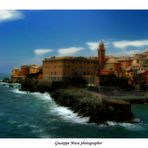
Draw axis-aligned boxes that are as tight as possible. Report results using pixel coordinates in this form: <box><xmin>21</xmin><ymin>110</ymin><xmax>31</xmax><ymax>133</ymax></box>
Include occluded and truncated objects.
<box><xmin>51</xmin><ymin>89</ymin><xmax>134</xmax><ymax>123</ymax></box>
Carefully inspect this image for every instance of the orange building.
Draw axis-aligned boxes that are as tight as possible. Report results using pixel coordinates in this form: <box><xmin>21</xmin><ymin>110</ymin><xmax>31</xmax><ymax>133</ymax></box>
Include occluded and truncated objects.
<box><xmin>118</xmin><ymin>58</ymin><xmax>133</xmax><ymax>70</ymax></box>
<box><xmin>11</xmin><ymin>68</ymin><xmax>20</xmax><ymax>78</ymax></box>
<box><xmin>20</xmin><ymin>65</ymin><xmax>30</xmax><ymax>77</ymax></box>
<box><xmin>29</xmin><ymin>64</ymin><xmax>39</xmax><ymax>74</ymax></box>
<box><xmin>42</xmin><ymin>56</ymin><xmax>98</xmax><ymax>83</ymax></box>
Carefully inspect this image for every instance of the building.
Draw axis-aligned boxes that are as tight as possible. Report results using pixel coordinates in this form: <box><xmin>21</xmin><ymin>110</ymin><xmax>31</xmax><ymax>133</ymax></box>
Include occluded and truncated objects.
<box><xmin>98</xmin><ymin>41</ymin><xmax>106</xmax><ymax>69</ymax></box>
<box><xmin>11</xmin><ymin>68</ymin><xmax>23</xmax><ymax>82</ymax></box>
<box><xmin>118</xmin><ymin>58</ymin><xmax>133</xmax><ymax>70</ymax></box>
<box><xmin>11</xmin><ymin>68</ymin><xmax>20</xmax><ymax>78</ymax></box>
<box><xmin>43</xmin><ymin>56</ymin><xmax>98</xmax><ymax>83</ymax></box>
<box><xmin>102</xmin><ymin>57</ymin><xmax>121</xmax><ymax>76</ymax></box>
<box><xmin>29</xmin><ymin>64</ymin><xmax>39</xmax><ymax>74</ymax></box>
<box><xmin>141</xmin><ymin>70</ymin><xmax>148</xmax><ymax>85</ymax></box>
<box><xmin>27</xmin><ymin>66</ymin><xmax>43</xmax><ymax>80</ymax></box>
<box><xmin>20</xmin><ymin>65</ymin><xmax>30</xmax><ymax>78</ymax></box>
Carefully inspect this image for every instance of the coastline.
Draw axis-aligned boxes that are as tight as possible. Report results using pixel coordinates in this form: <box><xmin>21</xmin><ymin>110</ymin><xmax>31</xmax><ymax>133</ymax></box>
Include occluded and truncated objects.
<box><xmin>19</xmin><ymin>79</ymin><xmax>134</xmax><ymax>124</ymax></box>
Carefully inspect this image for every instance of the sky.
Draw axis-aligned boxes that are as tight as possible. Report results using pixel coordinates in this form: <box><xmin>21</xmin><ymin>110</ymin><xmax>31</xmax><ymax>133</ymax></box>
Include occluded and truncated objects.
<box><xmin>0</xmin><ymin>10</ymin><xmax>148</xmax><ymax>73</ymax></box>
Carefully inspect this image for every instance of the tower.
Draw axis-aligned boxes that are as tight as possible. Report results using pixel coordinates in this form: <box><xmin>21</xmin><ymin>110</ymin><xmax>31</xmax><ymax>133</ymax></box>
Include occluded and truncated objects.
<box><xmin>98</xmin><ymin>41</ymin><xmax>105</xmax><ymax>69</ymax></box>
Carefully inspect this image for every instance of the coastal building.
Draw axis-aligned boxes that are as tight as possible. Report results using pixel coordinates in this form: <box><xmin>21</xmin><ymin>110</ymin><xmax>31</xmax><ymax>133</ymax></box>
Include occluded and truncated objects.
<box><xmin>42</xmin><ymin>56</ymin><xmax>98</xmax><ymax>83</ymax></box>
<box><xmin>11</xmin><ymin>68</ymin><xmax>20</xmax><ymax>78</ymax></box>
<box><xmin>29</xmin><ymin>64</ymin><xmax>39</xmax><ymax>74</ymax></box>
<box><xmin>25</xmin><ymin>65</ymin><xmax>42</xmax><ymax>80</ymax></box>
<box><xmin>20</xmin><ymin>65</ymin><xmax>30</xmax><ymax>78</ymax></box>
<box><xmin>11</xmin><ymin>68</ymin><xmax>23</xmax><ymax>82</ymax></box>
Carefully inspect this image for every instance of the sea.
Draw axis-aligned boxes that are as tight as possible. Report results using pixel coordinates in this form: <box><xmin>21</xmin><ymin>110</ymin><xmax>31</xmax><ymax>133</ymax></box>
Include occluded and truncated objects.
<box><xmin>0</xmin><ymin>81</ymin><xmax>148</xmax><ymax>138</ymax></box>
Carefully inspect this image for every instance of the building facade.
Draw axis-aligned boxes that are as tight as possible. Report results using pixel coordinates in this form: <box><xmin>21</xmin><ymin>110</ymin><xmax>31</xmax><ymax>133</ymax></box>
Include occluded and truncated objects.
<box><xmin>20</xmin><ymin>65</ymin><xmax>30</xmax><ymax>78</ymax></box>
<box><xmin>29</xmin><ymin>64</ymin><xmax>39</xmax><ymax>74</ymax></box>
<box><xmin>11</xmin><ymin>68</ymin><xmax>20</xmax><ymax>78</ymax></box>
<box><xmin>42</xmin><ymin>56</ymin><xmax>98</xmax><ymax>83</ymax></box>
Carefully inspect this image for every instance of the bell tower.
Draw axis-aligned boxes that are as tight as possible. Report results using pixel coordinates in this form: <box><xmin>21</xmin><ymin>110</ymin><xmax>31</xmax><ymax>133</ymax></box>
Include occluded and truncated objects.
<box><xmin>98</xmin><ymin>41</ymin><xmax>105</xmax><ymax>69</ymax></box>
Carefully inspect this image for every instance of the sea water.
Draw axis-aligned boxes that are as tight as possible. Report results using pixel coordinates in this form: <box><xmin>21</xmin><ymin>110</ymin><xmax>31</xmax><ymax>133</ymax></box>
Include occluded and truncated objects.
<box><xmin>0</xmin><ymin>82</ymin><xmax>148</xmax><ymax>138</ymax></box>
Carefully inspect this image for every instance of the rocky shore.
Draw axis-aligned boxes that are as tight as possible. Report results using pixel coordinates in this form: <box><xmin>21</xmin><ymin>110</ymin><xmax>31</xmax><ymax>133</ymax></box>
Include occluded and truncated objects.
<box><xmin>51</xmin><ymin>89</ymin><xmax>133</xmax><ymax>123</ymax></box>
<box><xmin>19</xmin><ymin>79</ymin><xmax>134</xmax><ymax>123</ymax></box>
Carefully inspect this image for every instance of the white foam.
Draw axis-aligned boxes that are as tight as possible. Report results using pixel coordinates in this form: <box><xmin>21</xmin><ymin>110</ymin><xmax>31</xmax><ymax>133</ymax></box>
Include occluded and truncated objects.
<box><xmin>50</xmin><ymin>104</ymin><xmax>89</xmax><ymax>124</ymax></box>
<box><xmin>28</xmin><ymin>92</ymin><xmax>89</xmax><ymax>124</ymax></box>
<box><xmin>0</xmin><ymin>82</ymin><xmax>9</xmax><ymax>87</ymax></box>
<box><xmin>30</xmin><ymin>92</ymin><xmax>52</xmax><ymax>101</ymax></box>
<box><xmin>106</xmin><ymin>121</ymin><xmax>145</xmax><ymax>131</ymax></box>
<box><xmin>11</xmin><ymin>88</ymin><xmax>27</xmax><ymax>94</ymax></box>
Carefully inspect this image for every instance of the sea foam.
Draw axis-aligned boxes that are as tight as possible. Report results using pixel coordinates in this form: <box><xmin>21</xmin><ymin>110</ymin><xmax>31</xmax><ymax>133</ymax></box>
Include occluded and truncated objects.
<box><xmin>12</xmin><ymin>88</ymin><xmax>89</xmax><ymax>124</ymax></box>
<box><xmin>11</xmin><ymin>88</ymin><xmax>27</xmax><ymax>94</ymax></box>
<box><xmin>106</xmin><ymin>121</ymin><xmax>145</xmax><ymax>131</ymax></box>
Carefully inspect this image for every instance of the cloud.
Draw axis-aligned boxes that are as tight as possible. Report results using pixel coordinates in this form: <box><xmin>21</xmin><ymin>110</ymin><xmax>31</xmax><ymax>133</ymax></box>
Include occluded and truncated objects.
<box><xmin>0</xmin><ymin>10</ymin><xmax>24</xmax><ymax>22</ymax></box>
<box><xmin>34</xmin><ymin>49</ymin><xmax>53</xmax><ymax>56</ymax></box>
<box><xmin>86</xmin><ymin>42</ymin><xmax>98</xmax><ymax>51</ymax></box>
<box><xmin>125</xmin><ymin>50</ymin><xmax>141</xmax><ymax>56</ymax></box>
<box><xmin>86</xmin><ymin>40</ymin><xmax>113</xmax><ymax>51</ymax></box>
<box><xmin>113</xmin><ymin>40</ymin><xmax>148</xmax><ymax>49</ymax></box>
<box><xmin>58</xmin><ymin>47</ymin><xmax>84</xmax><ymax>55</ymax></box>
<box><xmin>114</xmin><ymin>49</ymin><xmax>141</xmax><ymax>56</ymax></box>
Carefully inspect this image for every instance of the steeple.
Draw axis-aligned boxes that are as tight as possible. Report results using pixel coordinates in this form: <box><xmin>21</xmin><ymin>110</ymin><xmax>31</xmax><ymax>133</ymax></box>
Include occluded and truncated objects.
<box><xmin>98</xmin><ymin>41</ymin><xmax>105</xmax><ymax>69</ymax></box>
<box><xmin>99</xmin><ymin>40</ymin><xmax>104</xmax><ymax>49</ymax></box>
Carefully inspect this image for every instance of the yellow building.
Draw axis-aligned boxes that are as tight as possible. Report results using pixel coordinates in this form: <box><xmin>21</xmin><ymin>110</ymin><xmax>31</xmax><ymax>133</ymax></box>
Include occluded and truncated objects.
<box><xmin>42</xmin><ymin>56</ymin><xmax>98</xmax><ymax>83</ymax></box>
<box><xmin>11</xmin><ymin>68</ymin><xmax>20</xmax><ymax>78</ymax></box>
<box><xmin>29</xmin><ymin>64</ymin><xmax>39</xmax><ymax>74</ymax></box>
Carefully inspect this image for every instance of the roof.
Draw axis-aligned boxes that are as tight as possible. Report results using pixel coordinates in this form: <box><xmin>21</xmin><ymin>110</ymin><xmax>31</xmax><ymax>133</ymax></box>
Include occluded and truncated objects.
<box><xmin>43</xmin><ymin>56</ymin><xmax>97</xmax><ymax>61</ymax></box>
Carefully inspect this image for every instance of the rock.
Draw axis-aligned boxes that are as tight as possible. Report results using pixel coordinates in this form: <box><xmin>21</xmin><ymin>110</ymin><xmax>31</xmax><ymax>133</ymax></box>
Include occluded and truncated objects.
<box><xmin>51</xmin><ymin>89</ymin><xmax>134</xmax><ymax>123</ymax></box>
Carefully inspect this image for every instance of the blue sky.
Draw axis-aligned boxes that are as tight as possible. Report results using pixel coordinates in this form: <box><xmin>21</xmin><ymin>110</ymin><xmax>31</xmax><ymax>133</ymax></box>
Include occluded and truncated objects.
<box><xmin>0</xmin><ymin>10</ymin><xmax>148</xmax><ymax>73</ymax></box>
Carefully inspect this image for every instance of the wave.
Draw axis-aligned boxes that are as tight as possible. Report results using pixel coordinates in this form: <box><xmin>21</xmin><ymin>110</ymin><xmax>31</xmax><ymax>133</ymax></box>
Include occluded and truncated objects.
<box><xmin>27</xmin><ymin>91</ymin><xmax>89</xmax><ymax>124</ymax></box>
<box><xmin>11</xmin><ymin>88</ymin><xmax>27</xmax><ymax>94</ymax></box>
<box><xmin>11</xmin><ymin>88</ymin><xmax>89</xmax><ymax>124</ymax></box>
<box><xmin>30</xmin><ymin>92</ymin><xmax>52</xmax><ymax>101</ymax></box>
<box><xmin>0</xmin><ymin>82</ymin><xmax>9</xmax><ymax>87</ymax></box>
<box><xmin>50</xmin><ymin>104</ymin><xmax>89</xmax><ymax>124</ymax></box>
<box><xmin>106</xmin><ymin>121</ymin><xmax>145</xmax><ymax>131</ymax></box>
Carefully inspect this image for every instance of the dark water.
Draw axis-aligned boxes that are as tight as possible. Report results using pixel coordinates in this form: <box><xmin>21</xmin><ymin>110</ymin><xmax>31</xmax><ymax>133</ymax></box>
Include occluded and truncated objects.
<box><xmin>0</xmin><ymin>82</ymin><xmax>148</xmax><ymax>138</ymax></box>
